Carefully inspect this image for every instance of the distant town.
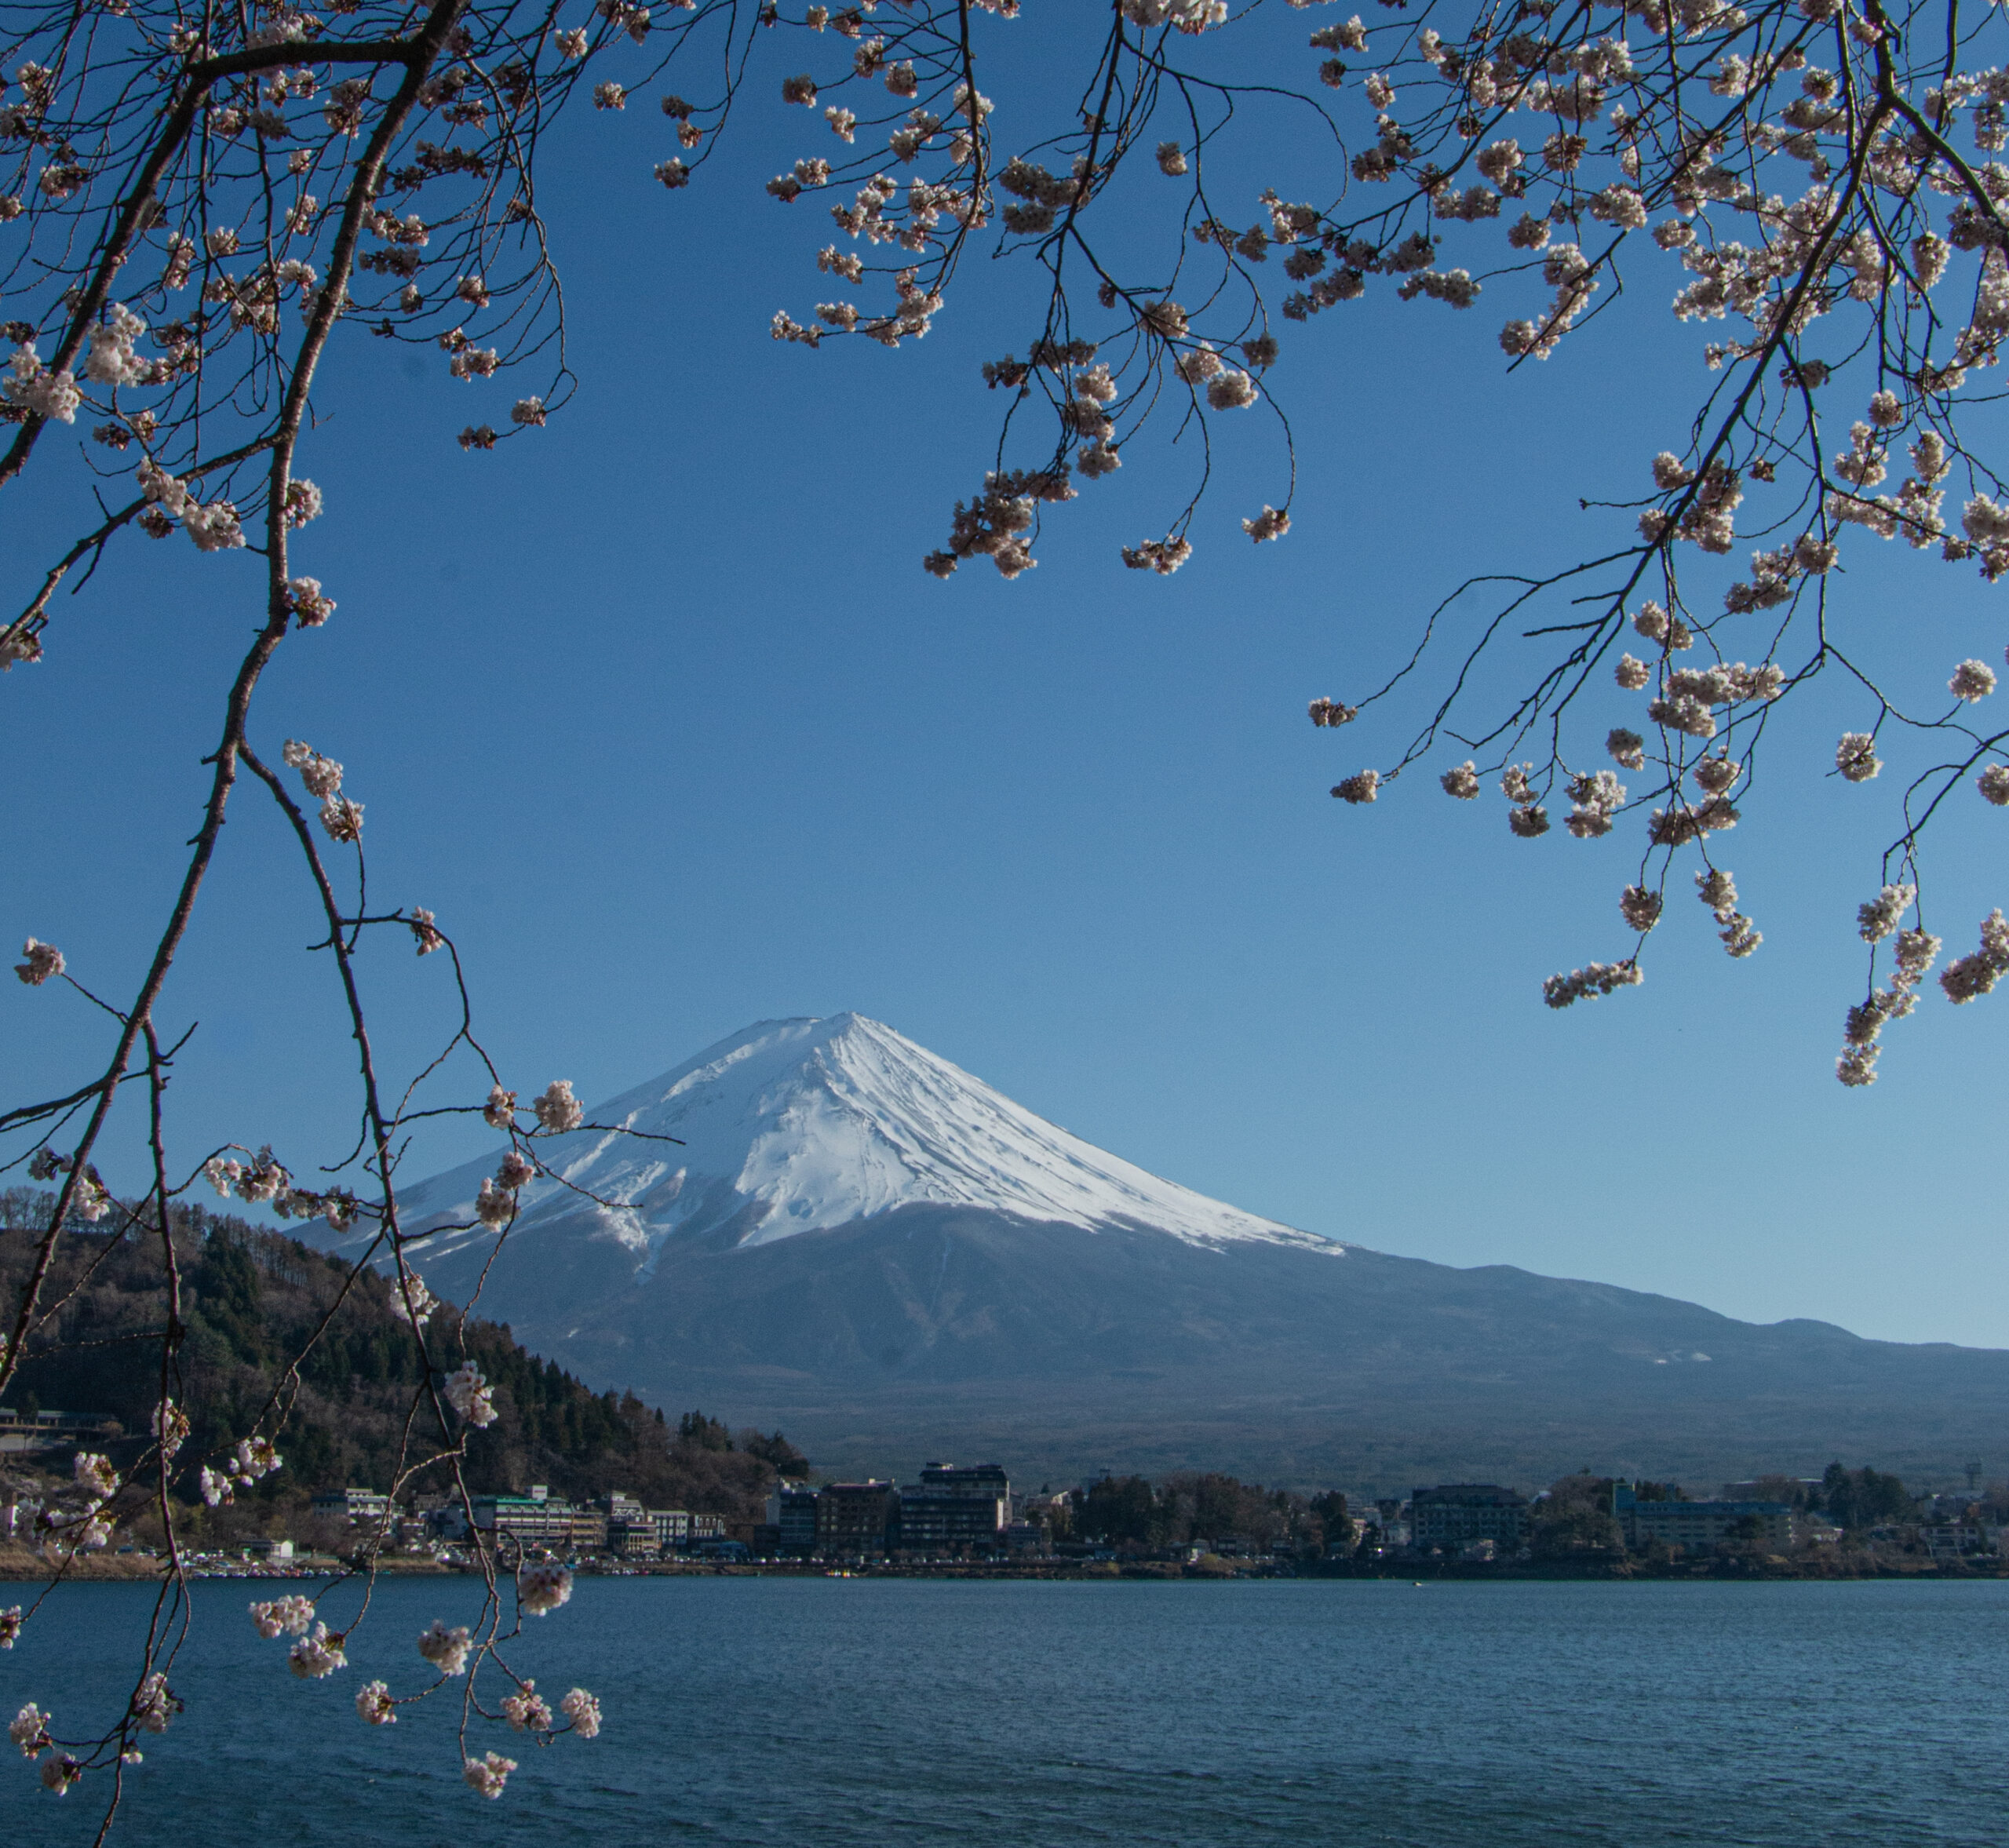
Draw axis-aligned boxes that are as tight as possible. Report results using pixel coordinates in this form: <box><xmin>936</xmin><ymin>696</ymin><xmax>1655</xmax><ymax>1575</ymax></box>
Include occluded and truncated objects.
<box><xmin>5</xmin><ymin>1397</ymin><xmax>2004</xmax><ymax>1578</ymax></box>
<box><xmin>7</xmin><ymin>1202</ymin><xmax>2001</xmax><ymax>1584</ymax></box>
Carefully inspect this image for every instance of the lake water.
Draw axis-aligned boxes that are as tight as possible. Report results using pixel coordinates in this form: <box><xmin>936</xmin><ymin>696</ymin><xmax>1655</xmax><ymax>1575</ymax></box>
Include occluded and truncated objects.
<box><xmin>2</xmin><ymin>1575</ymin><xmax>2005</xmax><ymax>1845</ymax></box>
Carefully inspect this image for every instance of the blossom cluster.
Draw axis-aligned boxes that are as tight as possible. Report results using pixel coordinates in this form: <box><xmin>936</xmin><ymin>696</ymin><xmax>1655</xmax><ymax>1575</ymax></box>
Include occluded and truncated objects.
<box><xmin>443</xmin><ymin>1361</ymin><xmax>499</xmax><ymax>1427</ymax></box>
<box><xmin>282</xmin><ymin>738</ymin><xmax>363</xmax><ymax>845</ymax></box>
<box><xmin>519</xmin><ymin>1563</ymin><xmax>574</xmax><ymax>1617</ymax></box>
<box><xmin>199</xmin><ymin>1434</ymin><xmax>283</xmax><ymax>1509</ymax></box>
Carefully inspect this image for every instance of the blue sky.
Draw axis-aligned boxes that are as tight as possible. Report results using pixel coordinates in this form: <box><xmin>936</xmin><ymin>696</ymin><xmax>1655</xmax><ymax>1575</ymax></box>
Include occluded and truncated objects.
<box><xmin>5</xmin><ymin>19</ymin><xmax>2007</xmax><ymax>1347</ymax></box>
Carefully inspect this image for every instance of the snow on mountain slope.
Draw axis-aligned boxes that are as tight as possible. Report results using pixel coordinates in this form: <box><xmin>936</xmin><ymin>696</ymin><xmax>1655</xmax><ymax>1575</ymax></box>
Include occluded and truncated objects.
<box><xmin>394</xmin><ymin>1014</ymin><xmax>1337</xmax><ymax>1267</ymax></box>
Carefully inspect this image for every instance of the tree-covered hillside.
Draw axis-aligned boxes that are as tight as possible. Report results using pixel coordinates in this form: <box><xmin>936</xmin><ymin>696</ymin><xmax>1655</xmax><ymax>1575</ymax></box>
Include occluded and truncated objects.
<box><xmin>0</xmin><ymin>1190</ymin><xmax>804</xmax><ymax>1537</ymax></box>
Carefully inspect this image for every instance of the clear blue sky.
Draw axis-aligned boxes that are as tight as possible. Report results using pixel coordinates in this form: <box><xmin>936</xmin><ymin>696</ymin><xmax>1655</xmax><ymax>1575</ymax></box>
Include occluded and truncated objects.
<box><xmin>5</xmin><ymin>33</ymin><xmax>2006</xmax><ymax>1348</ymax></box>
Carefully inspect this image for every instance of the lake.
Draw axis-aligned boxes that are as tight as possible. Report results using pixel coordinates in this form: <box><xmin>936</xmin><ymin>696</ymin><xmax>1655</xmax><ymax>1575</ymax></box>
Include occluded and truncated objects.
<box><xmin>2</xmin><ymin>1575</ymin><xmax>2004</xmax><ymax>1845</ymax></box>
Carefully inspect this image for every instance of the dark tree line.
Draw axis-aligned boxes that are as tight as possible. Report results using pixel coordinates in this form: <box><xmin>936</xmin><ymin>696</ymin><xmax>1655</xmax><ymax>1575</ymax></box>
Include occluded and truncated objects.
<box><xmin>0</xmin><ymin>1194</ymin><xmax>803</xmax><ymax>1536</ymax></box>
<box><xmin>1070</xmin><ymin>1472</ymin><xmax>1347</xmax><ymax>1557</ymax></box>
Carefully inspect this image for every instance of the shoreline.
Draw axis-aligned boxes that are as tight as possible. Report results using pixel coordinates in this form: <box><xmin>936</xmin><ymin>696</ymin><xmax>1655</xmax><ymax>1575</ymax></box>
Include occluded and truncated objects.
<box><xmin>5</xmin><ymin>1551</ymin><xmax>2003</xmax><ymax>1585</ymax></box>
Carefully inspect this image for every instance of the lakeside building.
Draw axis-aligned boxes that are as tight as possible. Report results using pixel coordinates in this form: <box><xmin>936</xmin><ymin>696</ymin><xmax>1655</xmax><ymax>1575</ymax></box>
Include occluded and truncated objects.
<box><xmin>1410</xmin><ymin>1485</ymin><xmax>1530</xmax><ymax>1551</ymax></box>
<box><xmin>768</xmin><ymin>1484</ymin><xmax>819</xmax><ymax>1554</ymax></box>
<box><xmin>1002</xmin><ymin>1520</ymin><xmax>1052</xmax><ymax>1556</ymax></box>
<box><xmin>897</xmin><ymin>1463</ymin><xmax>1010</xmax><ymax>1554</ymax></box>
<box><xmin>311</xmin><ymin>1487</ymin><xmax>391</xmax><ymax>1523</ymax></box>
<box><xmin>1613</xmin><ymin>1484</ymin><xmax>1796</xmax><ymax>1550</ymax></box>
<box><xmin>768</xmin><ymin>1467</ymin><xmax>1017</xmax><ymax>1558</ymax></box>
<box><xmin>601</xmin><ymin>1493</ymin><xmax>657</xmax><ymax>1558</ymax></box>
<box><xmin>817</xmin><ymin>1481</ymin><xmax>900</xmax><ymax>1556</ymax></box>
<box><xmin>599</xmin><ymin>1494</ymin><xmax>707</xmax><ymax>1557</ymax></box>
<box><xmin>425</xmin><ymin>1487</ymin><xmax>716</xmax><ymax>1556</ymax></box>
<box><xmin>469</xmin><ymin>1488</ymin><xmax>578</xmax><ymax>1550</ymax></box>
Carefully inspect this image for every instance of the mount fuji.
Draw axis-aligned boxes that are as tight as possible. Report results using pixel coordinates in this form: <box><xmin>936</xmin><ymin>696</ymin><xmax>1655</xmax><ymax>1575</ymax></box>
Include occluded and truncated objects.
<box><xmin>399</xmin><ymin>1013</ymin><xmax>1336</xmax><ymax>1266</ymax></box>
<box><xmin>373</xmin><ymin>1015</ymin><xmax>2009</xmax><ymax>1490</ymax></box>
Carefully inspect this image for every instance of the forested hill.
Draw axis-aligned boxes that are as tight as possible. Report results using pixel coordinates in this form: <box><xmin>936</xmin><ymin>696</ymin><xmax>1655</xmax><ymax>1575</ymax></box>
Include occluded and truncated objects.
<box><xmin>0</xmin><ymin>1190</ymin><xmax>806</xmax><ymax>1526</ymax></box>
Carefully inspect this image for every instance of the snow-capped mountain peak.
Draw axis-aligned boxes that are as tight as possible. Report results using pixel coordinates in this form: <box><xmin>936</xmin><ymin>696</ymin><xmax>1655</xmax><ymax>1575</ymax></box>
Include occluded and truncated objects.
<box><xmin>395</xmin><ymin>1013</ymin><xmax>1336</xmax><ymax>1265</ymax></box>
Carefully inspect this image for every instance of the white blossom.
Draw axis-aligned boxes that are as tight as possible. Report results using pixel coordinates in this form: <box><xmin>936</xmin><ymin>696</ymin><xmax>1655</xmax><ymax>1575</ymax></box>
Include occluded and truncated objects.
<box><xmin>39</xmin><ymin>1754</ymin><xmax>80</xmax><ymax>1794</ymax></box>
<box><xmin>250</xmin><ymin>1594</ymin><xmax>315</xmax><ymax>1639</ymax></box>
<box><xmin>1950</xmin><ymin>659</ymin><xmax>1997</xmax><ymax>701</ymax></box>
<box><xmin>130</xmin><ymin>1673</ymin><xmax>176</xmax><ymax>1734</ymax></box>
<box><xmin>1</xmin><ymin>344</ymin><xmax>79</xmax><ymax>423</ymax></box>
<box><xmin>560</xmin><ymin>1687</ymin><xmax>603</xmax><ymax>1738</ymax></box>
<box><xmin>518</xmin><ymin>1562</ymin><xmax>573</xmax><ymax>1616</ymax></box>
<box><xmin>11</xmin><ymin>1702</ymin><xmax>51</xmax><ymax>1757</ymax></box>
<box><xmin>73</xmin><ymin>1452</ymin><xmax>118</xmax><ymax>1500</ymax></box>
<box><xmin>475</xmin><ymin>1177</ymin><xmax>514</xmax><ymax>1230</ymax></box>
<box><xmin>287</xmin><ymin>1622</ymin><xmax>347</xmax><ymax>1679</ymax></box>
<box><xmin>13</xmin><ymin>939</ymin><xmax>62</xmax><ymax>985</ymax></box>
<box><xmin>1857</xmin><ymin>883</ymin><xmax>1915</xmax><ymax>942</ymax></box>
<box><xmin>1205</xmin><ymin>369</ymin><xmax>1259</xmax><ymax>410</ymax></box>
<box><xmin>388</xmin><ymin>1271</ymin><xmax>436</xmax><ymax>1329</ymax></box>
<box><xmin>1619</xmin><ymin>886</ymin><xmax>1663</xmax><ymax>931</ymax></box>
<box><xmin>464</xmin><ymin>1751</ymin><xmax>518</xmax><ymax>1799</ymax></box>
<box><xmin>1836</xmin><ymin>732</ymin><xmax>1882</xmax><ymax>782</ymax></box>
<box><xmin>83</xmin><ymin>303</ymin><xmax>148</xmax><ymax>386</ymax></box>
<box><xmin>1941</xmin><ymin>909</ymin><xmax>2009</xmax><ymax>1003</ymax></box>
<box><xmin>1542</xmin><ymin>960</ymin><xmax>1642</xmax><ymax>1008</ymax></box>
<box><xmin>503</xmin><ymin>1680</ymin><xmax>554</xmax><ymax>1731</ymax></box>
<box><xmin>417</xmin><ymin>1619</ymin><xmax>472</xmax><ymax>1675</ymax></box>
<box><xmin>534</xmin><ymin>1080</ymin><xmax>584</xmax><ymax>1132</ymax></box>
<box><xmin>443</xmin><ymin>1362</ymin><xmax>499</xmax><ymax>1427</ymax></box>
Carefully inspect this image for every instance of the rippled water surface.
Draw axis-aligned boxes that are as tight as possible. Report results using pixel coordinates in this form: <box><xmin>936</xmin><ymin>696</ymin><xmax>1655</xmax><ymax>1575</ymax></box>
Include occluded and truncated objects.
<box><xmin>3</xmin><ymin>1575</ymin><xmax>2006</xmax><ymax>1845</ymax></box>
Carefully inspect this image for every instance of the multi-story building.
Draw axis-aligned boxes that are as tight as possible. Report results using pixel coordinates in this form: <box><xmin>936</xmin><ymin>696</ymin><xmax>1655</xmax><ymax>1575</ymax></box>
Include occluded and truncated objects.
<box><xmin>605</xmin><ymin>1521</ymin><xmax>658</xmax><ymax>1558</ymax></box>
<box><xmin>817</xmin><ymin>1481</ymin><xmax>899</xmax><ymax>1556</ymax></box>
<box><xmin>469</xmin><ymin>1485</ymin><xmax>585</xmax><ymax>1553</ymax></box>
<box><xmin>1613</xmin><ymin>1484</ymin><xmax>1796</xmax><ymax>1551</ymax></box>
<box><xmin>311</xmin><ymin>1487</ymin><xmax>392</xmax><ymax>1523</ymax></box>
<box><xmin>603</xmin><ymin>1493</ymin><xmax>656</xmax><ymax>1558</ymax></box>
<box><xmin>897</xmin><ymin>1463</ymin><xmax>1009</xmax><ymax>1555</ymax></box>
<box><xmin>1409</xmin><ymin>1485</ymin><xmax>1530</xmax><ymax>1551</ymax></box>
<box><xmin>768</xmin><ymin>1485</ymin><xmax>819</xmax><ymax>1554</ymax></box>
<box><xmin>643</xmin><ymin>1509</ymin><xmax>691</xmax><ymax>1552</ymax></box>
<box><xmin>1920</xmin><ymin>1522</ymin><xmax>1990</xmax><ymax>1560</ymax></box>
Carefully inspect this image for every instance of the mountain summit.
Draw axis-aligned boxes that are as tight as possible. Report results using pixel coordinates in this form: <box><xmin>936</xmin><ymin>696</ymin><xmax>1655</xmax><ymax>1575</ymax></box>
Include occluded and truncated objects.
<box><xmin>399</xmin><ymin>1013</ymin><xmax>1335</xmax><ymax>1266</ymax></box>
<box><xmin>376</xmin><ymin>1015</ymin><xmax>2009</xmax><ymax>1491</ymax></box>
